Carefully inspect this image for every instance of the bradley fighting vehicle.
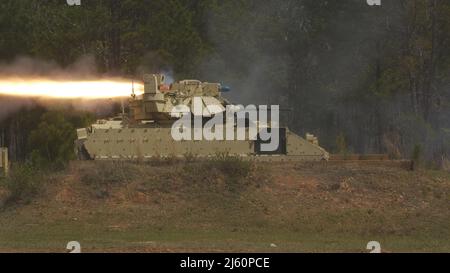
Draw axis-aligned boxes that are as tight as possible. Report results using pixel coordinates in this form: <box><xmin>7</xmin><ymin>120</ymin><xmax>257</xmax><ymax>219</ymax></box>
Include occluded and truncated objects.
<box><xmin>76</xmin><ymin>74</ymin><xmax>329</xmax><ymax>161</ymax></box>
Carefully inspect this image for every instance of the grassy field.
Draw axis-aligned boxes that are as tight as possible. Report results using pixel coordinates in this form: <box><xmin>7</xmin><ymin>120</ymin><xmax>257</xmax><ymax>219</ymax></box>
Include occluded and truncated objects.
<box><xmin>0</xmin><ymin>159</ymin><xmax>449</xmax><ymax>252</ymax></box>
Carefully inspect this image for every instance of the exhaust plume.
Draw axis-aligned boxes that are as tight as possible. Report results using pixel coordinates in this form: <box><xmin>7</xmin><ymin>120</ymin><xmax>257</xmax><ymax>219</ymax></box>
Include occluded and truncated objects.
<box><xmin>0</xmin><ymin>77</ymin><xmax>144</xmax><ymax>99</ymax></box>
<box><xmin>0</xmin><ymin>56</ymin><xmax>144</xmax><ymax>99</ymax></box>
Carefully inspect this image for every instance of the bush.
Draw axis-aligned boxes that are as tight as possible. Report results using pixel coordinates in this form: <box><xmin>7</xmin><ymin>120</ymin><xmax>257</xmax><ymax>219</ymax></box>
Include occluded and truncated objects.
<box><xmin>79</xmin><ymin>161</ymin><xmax>138</xmax><ymax>198</ymax></box>
<box><xmin>184</xmin><ymin>154</ymin><xmax>253</xmax><ymax>193</ymax></box>
<box><xmin>80</xmin><ymin>161</ymin><xmax>137</xmax><ymax>188</ymax></box>
<box><xmin>27</xmin><ymin>111</ymin><xmax>83</xmax><ymax>170</ymax></box>
<box><xmin>0</xmin><ymin>163</ymin><xmax>43</xmax><ymax>205</ymax></box>
<box><xmin>146</xmin><ymin>154</ymin><xmax>181</xmax><ymax>166</ymax></box>
<box><xmin>183</xmin><ymin>152</ymin><xmax>198</xmax><ymax>163</ymax></box>
<box><xmin>0</xmin><ymin>108</ymin><xmax>94</xmax><ymax>169</ymax></box>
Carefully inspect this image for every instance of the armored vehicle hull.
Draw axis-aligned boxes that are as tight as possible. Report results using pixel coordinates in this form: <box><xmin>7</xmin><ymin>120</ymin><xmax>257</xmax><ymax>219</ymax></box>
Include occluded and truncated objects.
<box><xmin>76</xmin><ymin>74</ymin><xmax>329</xmax><ymax>161</ymax></box>
<box><xmin>76</xmin><ymin>126</ymin><xmax>329</xmax><ymax>161</ymax></box>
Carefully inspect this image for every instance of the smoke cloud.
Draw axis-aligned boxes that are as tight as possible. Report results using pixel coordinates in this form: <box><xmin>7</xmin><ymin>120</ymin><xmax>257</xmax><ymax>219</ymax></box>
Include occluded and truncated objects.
<box><xmin>0</xmin><ymin>55</ymin><xmax>99</xmax><ymax>79</ymax></box>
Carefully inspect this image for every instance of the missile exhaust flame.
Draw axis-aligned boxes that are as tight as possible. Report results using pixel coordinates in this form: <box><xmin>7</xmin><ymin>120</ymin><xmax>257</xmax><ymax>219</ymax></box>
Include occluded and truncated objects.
<box><xmin>0</xmin><ymin>77</ymin><xmax>144</xmax><ymax>99</ymax></box>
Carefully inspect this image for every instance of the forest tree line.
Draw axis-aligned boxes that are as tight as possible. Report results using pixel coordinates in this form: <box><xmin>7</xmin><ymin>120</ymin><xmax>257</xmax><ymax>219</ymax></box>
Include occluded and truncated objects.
<box><xmin>0</xmin><ymin>0</ymin><xmax>449</xmax><ymax>167</ymax></box>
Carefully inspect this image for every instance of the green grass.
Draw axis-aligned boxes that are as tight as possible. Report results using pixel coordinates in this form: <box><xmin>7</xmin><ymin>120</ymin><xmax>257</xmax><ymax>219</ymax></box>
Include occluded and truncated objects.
<box><xmin>0</xmin><ymin>161</ymin><xmax>449</xmax><ymax>252</ymax></box>
<box><xmin>0</xmin><ymin>210</ymin><xmax>448</xmax><ymax>252</ymax></box>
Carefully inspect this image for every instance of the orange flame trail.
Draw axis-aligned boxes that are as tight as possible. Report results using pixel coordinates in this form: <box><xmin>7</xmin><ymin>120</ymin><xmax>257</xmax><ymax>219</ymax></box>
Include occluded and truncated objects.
<box><xmin>0</xmin><ymin>77</ymin><xmax>144</xmax><ymax>99</ymax></box>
